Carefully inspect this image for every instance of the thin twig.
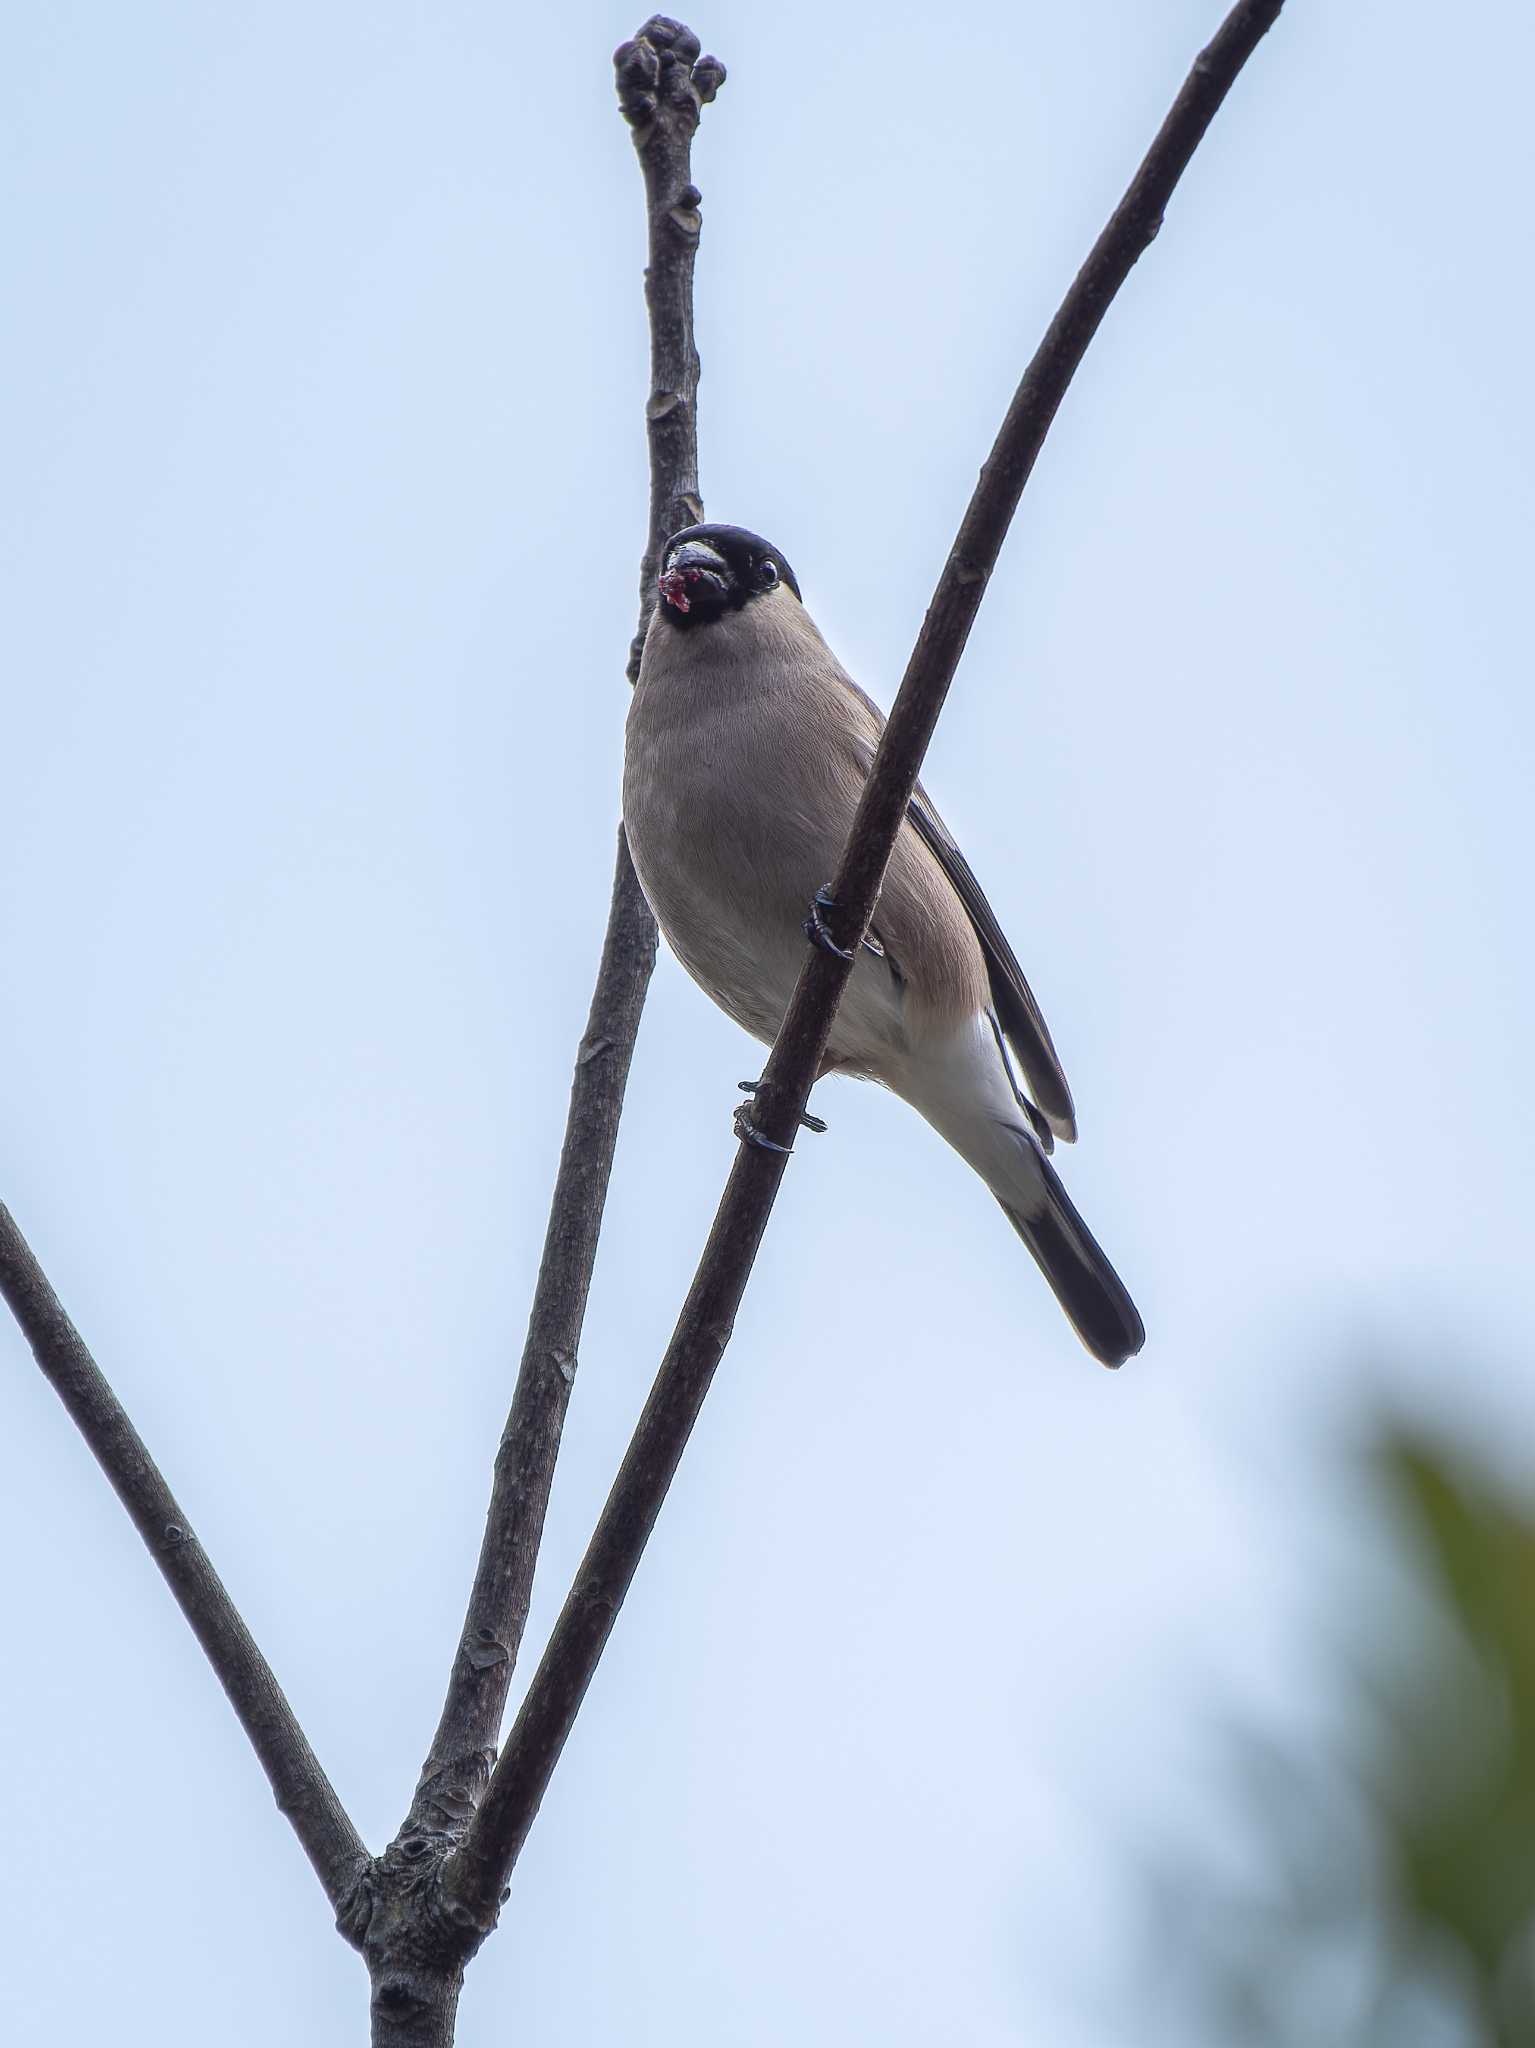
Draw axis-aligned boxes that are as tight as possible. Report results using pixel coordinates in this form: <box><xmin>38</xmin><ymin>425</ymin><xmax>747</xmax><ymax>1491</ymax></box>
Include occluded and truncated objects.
<box><xmin>335</xmin><ymin>19</ymin><xmax>726</xmax><ymax>2027</ymax></box>
<box><xmin>391</xmin><ymin>9</ymin><xmax>720</xmax><ymax>1854</ymax></box>
<box><xmin>0</xmin><ymin>1201</ymin><xmax>367</xmax><ymax>1908</ymax></box>
<box><xmin>446</xmin><ymin>0</ymin><xmax>1287</xmax><ymax>1919</ymax></box>
<box><xmin>395</xmin><ymin>833</ymin><xmax>656</xmax><ymax>1852</ymax></box>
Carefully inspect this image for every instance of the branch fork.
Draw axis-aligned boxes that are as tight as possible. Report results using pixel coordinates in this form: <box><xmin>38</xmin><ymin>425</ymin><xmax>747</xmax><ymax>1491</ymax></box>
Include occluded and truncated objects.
<box><xmin>0</xmin><ymin>8</ymin><xmax>1287</xmax><ymax>2040</ymax></box>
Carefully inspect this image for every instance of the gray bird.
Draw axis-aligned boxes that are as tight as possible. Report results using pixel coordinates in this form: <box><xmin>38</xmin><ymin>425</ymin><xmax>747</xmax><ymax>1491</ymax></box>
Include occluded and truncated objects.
<box><xmin>624</xmin><ymin>522</ymin><xmax>1144</xmax><ymax>1367</ymax></box>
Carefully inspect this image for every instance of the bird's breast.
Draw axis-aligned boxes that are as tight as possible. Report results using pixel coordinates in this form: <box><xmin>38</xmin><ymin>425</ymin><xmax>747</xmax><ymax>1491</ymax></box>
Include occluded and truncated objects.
<box><xmin>623</xmin><ymin>624</ymin><xmax>868</xmax><ymax>1044</ymax></box>
<box><xmin>622</xmin><ymin>604</ymin><xmax>983</xmax><ymax>1064</ymax></box>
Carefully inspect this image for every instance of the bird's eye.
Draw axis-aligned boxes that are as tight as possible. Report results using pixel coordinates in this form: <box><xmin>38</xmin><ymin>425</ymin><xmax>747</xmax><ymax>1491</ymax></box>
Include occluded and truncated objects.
<box><xmin>759</xmin><ymin>559</ymin><xmax>779</xmax><ymax>586</ymax></box>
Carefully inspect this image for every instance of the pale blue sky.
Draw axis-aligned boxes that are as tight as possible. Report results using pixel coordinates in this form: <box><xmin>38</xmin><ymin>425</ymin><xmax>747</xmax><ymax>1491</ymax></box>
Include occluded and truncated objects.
<box><xmin>3</xmin><ymin>3</ymin><xmax>1532</xmax><ymax>2042</ymax></box>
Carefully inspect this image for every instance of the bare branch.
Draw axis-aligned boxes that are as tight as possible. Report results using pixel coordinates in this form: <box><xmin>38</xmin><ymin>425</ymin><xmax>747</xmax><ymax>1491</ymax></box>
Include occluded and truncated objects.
<box><xmin>389</xmin><ymin>6</ymin><xmax>719</xmax><ymax>1852</ymax></box>
<box><xmin>618</xmin><ymin>14</ymin><xmax>724</xmax><ymax>681</ymax></box>
<box><xmin>340</xmin><ymin>19</ymin><xmax>727</xmax><ymax>2029</ymax></box>
<box><xmin>399</xmin><ymin>831</ymin><xmax>655</xmax><ymax>1847</ymax></box>
<box><xmin>446</xmin><ymin>0</ymin><xmax>1287</xmax><ymax>1919</ymax></box>
<box><xmin>0</xmin><ymin>1201</ymin><xmax>366</xmax><ymax>1909</ymax></box>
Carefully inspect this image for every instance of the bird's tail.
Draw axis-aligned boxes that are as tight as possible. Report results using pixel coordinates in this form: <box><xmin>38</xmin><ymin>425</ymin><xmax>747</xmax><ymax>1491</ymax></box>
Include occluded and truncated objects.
<box><xmin>888</xmin><ymin>1016</ymin><xmax>1145</xmax><ymax>1368</ymax></box>
<box><xmin>998</xmin><ymin>1153</ymin><xmax>1144</xmax><ymax>1369</ymax></box>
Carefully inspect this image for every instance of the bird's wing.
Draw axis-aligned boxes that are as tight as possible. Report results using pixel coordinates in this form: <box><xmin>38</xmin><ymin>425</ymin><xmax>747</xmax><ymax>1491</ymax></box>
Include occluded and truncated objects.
<box><xmin>830</xmin><ymin>669</ymin><xmax>1078</xmax><ymax>1144</ymax></box>
<box><xmin>905</xmin><ymin>788</ymin><xmax>1077</xmax><ymax>1142</ymax></box>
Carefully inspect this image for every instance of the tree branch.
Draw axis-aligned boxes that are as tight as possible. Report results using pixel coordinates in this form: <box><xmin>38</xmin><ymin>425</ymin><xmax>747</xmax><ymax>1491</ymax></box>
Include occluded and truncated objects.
<box><xmin>0</xmin><ymin>1201</ymin><xmax>366</xmax><ymax>1908</ymax></box>
<box><xmin>391</xmin><ymin>6</ymin><xmax>720</xmax><ymax>1853</ymax></box>
<box><xmin>446</xmin><ymin>0</ymin><xmax>1287</xmax><ymax>1920</ymax></box>
<box><xmin>395</xmin><ymin>832</ymin><xmax>656</xmax><ymax>1852</ymax></box>
<box><xmin>339</xmin><ymin>19</ymin><xmax>727</xmax><ymax>2033</ymax></box>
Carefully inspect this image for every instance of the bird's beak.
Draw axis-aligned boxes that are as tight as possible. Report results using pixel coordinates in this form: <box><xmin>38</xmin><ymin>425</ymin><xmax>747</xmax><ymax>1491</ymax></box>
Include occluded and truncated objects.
<box><xmin>658</xmin><ymin>538</ymin><xmax>730</xmax><ymax>614</ymax></box>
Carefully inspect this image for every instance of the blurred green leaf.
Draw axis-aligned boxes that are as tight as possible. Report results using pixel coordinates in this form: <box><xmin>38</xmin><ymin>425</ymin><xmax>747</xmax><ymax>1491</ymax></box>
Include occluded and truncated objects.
<box><xmin>1381</xmin><ymin>1439</ymin><xmax>1535</xmax><ymax>2033</ymax></box>
<box><xmin>1139</xmin><ymin>1422</ymin><xmax>1535</xmax><ymax>2048</ymax></box>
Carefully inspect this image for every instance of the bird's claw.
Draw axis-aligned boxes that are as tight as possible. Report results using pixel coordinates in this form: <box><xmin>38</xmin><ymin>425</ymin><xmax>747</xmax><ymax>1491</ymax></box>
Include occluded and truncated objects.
<box><xmin>803</xmin><ymin>885</ymin><xmax>856</xmax><ymax>961</ymax></box>
<box><xmin>736</xmin><ymin>1081</ymin><xmax>828</xmax><ymax>1143</ymax></box>
<box><xmin>733</xmin><ymin>1100</ymin><xmax>794</xmax><ymax>1154</ymax></box>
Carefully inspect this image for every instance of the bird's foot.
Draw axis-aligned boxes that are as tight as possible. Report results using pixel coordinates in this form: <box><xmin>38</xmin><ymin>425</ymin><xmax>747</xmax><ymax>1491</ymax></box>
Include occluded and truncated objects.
<box><xmin>732</xmin><ymin>1101</ymin><xmax>792</xmax><ymax>1153</ymax></box>
<box><xmin>803</xmin><ymin>885</ymin><xmax>856</xmax><ymax>961</ymax></box>
<box><xmin>735</xmin><ymin>1081</ymin><xmax>828</xmax><ymax>1151</ymax></box>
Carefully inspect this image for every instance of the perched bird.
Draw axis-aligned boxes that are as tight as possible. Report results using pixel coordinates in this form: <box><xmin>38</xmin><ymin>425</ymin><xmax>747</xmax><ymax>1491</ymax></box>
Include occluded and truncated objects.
<box><xmin>624</xmin><ymin>522</ymin><xmax>1144</xmax><ymax>1367</ymax></box>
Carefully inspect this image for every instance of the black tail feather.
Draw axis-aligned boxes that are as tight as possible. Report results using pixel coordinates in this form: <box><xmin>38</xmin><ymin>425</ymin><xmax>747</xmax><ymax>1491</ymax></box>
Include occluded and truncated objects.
<box><xmin>1002</xmin><ymin>1158</ymin><xmax>1144</xmax><ymax>1369</ymax></box>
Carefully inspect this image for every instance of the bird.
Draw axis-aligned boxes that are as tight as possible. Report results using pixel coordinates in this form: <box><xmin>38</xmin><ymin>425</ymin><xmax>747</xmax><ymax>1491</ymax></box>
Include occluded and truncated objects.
<box><xmin>623</xmin><ymin>522</ymin><xmax>1144</xmax><ymax>1367</ymax></box>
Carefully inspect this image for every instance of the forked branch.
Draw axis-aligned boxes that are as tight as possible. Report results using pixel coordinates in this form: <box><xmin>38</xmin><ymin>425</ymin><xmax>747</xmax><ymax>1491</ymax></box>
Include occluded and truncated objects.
<box><xmin>446</xmin><ymin>0</ymin><xmax>1288</xmax><ymax>1922</ymax></box>
<box><xmin>343</xmin><ymin>17</ymin><xmax>728</xmax><ymax>2038</ymax></box>
<box><xmin>0</xmin><ymin>6</ymin><xmax>1289</xmax><ymax>2038</ymax></box>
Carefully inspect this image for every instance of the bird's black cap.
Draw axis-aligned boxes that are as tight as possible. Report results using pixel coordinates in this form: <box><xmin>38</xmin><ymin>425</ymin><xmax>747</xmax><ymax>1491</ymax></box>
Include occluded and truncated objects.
<box><xmin>657</xmin><ymin>523</ymin><xmax>802</xmax><ymax>624</ymax></box>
